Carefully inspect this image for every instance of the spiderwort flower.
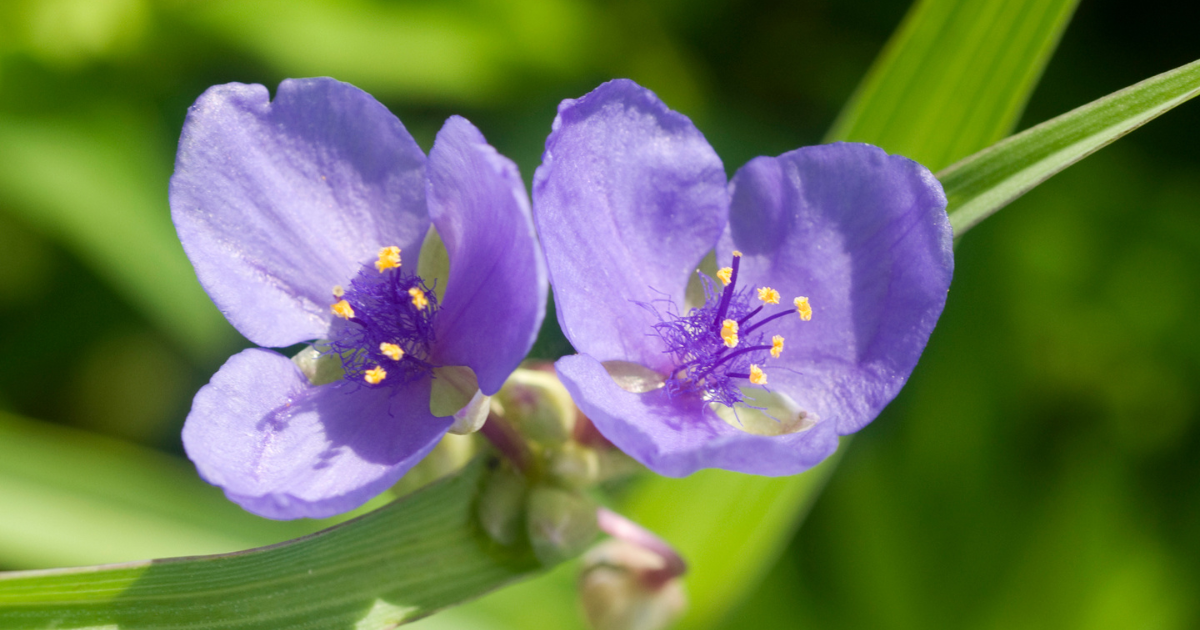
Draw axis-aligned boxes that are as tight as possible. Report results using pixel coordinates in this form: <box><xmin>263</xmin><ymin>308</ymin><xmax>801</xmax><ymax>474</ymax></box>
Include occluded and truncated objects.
<box><xmin>534</xmin><ymin>79</ymin><xmax>953</xmax><ymax>477</ymax></box>
<box><xmin>171</xmin><ymin>78</ymin><xmax>546</xmax><ymax>518</ymax></box>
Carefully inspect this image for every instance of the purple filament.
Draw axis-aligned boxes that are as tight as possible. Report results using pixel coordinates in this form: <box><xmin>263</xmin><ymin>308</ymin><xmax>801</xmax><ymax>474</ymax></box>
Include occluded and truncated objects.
<box><xmin>651</xmin><ymin>255</ymin><xmax>795</xmax><ymax>408</ymax></box>
<box><xmin>328</xmin><ymin>264</ymin><xmax>440</xmax><ymax>387</ymax></box>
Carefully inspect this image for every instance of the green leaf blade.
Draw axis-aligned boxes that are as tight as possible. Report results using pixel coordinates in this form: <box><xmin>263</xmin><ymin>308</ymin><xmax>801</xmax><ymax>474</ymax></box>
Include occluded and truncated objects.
<box><xmin>943</xmin><ymin>58</ymin><xmax>1200</xmax><ymax>236</ymax></box>
<box><xmin>826</xmin><ymin>0</ymin><xmax>1079</xmax><ymax>169</ymax></box>
<box><xmin>0</xmin><ymin>459</ymin><xmax>540</xmax><ymax>630</ymax></box>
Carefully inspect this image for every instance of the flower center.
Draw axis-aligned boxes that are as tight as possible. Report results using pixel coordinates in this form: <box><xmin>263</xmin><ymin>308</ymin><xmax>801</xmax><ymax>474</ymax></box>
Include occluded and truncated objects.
<box><xmin>653</xmin><ymin>251</ymin><xmax>811</xmax><ymax>407</ymax></box>
<box><xmin>327</xmin><ymin>246</ymin><xmax>440</xmax><ymax>387</ymax></box>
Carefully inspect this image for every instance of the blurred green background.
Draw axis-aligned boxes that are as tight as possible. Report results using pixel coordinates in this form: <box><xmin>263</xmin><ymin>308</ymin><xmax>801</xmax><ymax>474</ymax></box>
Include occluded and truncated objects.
<box><xmin>1</xmin><ymin>0</ymin><xmax>1198</xmax><ymax>628</ymax></box>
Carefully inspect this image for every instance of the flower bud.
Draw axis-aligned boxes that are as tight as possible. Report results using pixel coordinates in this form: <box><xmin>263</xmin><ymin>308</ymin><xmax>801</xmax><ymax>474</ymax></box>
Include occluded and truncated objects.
<box><xmin>476</xmin><ymin>462</ymin><xmax>528</xmax><ymax>546</ymax></box>
<box><xmin>548</xmin><ymin>441</ymin><xmax>601</xmax><ymax>488</ymax></box>
<box><xmin>579</xmin><ymin>539</ymin><xmax>687</xmax><ymax>630</ymax></box>
<box><xmin>526</xmin><ymin>485</ymin><xmax>599</xmax><ymax>565</ymax></box>
<box><xmin>494</xmin><ymin>368</ymin><xmax>577</xmax><ymax>446</ymax></box>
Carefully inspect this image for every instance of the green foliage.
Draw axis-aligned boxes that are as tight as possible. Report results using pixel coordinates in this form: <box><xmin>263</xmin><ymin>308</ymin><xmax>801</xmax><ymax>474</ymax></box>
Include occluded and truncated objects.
<box><xmin>942</xmin><ymin>58</ymin><xmax>1200</xmax><ymax>236</ymax></box>
<box><xmin>827</xmin><ymin>0</ymin><xmax>1079</xmax><ymax>170</ymax></box>
<box><xmin>0</xmin><ymin>459</ymin><xmax>539</xmax><ymax>629</ymax></box>
<box><xmin>0</xmin><ymin>411</ymin><xmax>391</xmax><ymax>570</ymax></box>
<box><xmin>1</xmin><ymin>0</ymin><xmax>1198</xmax><ymax>628</ymax></box>
<box><xmin>0</xmin><ymin>110</ymin><xmax>235</xmax><ymax>361</ymax></box>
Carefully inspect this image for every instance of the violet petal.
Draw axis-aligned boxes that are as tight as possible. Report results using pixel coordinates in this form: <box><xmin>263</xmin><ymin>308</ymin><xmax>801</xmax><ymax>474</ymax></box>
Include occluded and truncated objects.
<box><xmin>555</xmin><ymin>354</ymin><xmax>840</xmax><ymax>477</ymax></box>
<box><xmin>427</xmin><ymin>116</ymin><xmax>547</xmax><ymax>395</ymax></box>
<box><xmin>722</xmin><ymin>143</ymin><xmax>953</xmax><ymax>435</ymax></box>
<box><xmin>171</xmin><ymin>78</ymin><xmax>429</xmax><ymax>348</ymax></box>
<box><xmin>533</xmin><ymin>79</ymin><xmax>728</xmax><ymax>373</ymax></box>
<box><xmin>182</xmin><ymin>348</ymin><xmax>450</xmax><ymax>519</ymax></box>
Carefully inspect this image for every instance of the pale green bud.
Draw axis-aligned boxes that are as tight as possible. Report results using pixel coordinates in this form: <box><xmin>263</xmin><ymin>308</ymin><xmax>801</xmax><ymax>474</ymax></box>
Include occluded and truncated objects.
<box><xmin>494</xmin><ymin>368</ymin><xmax>577</xmax><ymax>446</ymax></box>
<box><xmin>548</xmin><ymin>441</ymin><xmax>601</xmax><ymax>488</ymax></box>
<box><xmin>476</xmin><ymin>463</ymin><xmax>528</xmax><ymax>546</ymax></box>
<box><xmin>526</xmin><ymin>485</ymin><xmax>599</xmax><ymax>565</ymax></box>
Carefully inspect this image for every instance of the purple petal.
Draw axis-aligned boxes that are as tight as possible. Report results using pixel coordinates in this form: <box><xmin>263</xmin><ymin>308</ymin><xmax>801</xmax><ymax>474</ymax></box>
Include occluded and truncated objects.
<box><xmin>170</xmin><ymin>78</ymin><xmax>429</xmax><ymax>348</ymax></box>
<box><xmin>426</xmin><ymin>116</ymin><xmax>547</xmax><ymax>395</ymax></box>
<box><xmin>533</xmin><ymin>79</ymin><xmax>728</xmax><ymax>373</ymax></box>
<box><xmin>182</xmin><ymin>348</ymin><xmax>451</xmax><ymax>519</ymax></box>
<box><xmin>555</xmin><ymin>354</ymin><xmax>840</xmax><ymax>477</ymax></box>
<box><xmin>722</xmin><ymin>143</ymin><xmax>953</xmax><ymax>435</ymax></box>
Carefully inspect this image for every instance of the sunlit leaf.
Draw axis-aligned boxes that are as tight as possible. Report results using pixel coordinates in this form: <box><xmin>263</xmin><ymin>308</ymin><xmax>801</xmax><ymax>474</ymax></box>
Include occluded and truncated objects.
<box><xmin>827</xmin><ymin>0</ymin><xmax>1080</xmax><ymax>170</ymax></box>
<box><xmin>942</xmin><ymin>58</ymin><xmax>1200</xmax><ymax>236</ymax></box>
<box><xmin>0</xmin><ymin>411</ymin><xmax>381</xmax><ymax>570</ymax></box>
<box><xmin>0</xmin><ymin>458</ymin><xmax>540</xmax><ymax>629</ymax></box>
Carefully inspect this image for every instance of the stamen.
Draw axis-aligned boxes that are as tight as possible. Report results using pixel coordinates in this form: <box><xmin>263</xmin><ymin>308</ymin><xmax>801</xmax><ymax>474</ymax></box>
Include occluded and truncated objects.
<box><xmin>771</xmin><ymin>335</ymin><xmax>784</xmax><ymax>358</ymax></box>
<box><xmin>332</xmin><ymin>285</ymin><xmax>345</xmax><ymax>298</ymax></box>
<box><xmin>720</xmin><ymin>319</ymin><xmax>739</xmax><ymax>348</ymax></box>
<box><xmin>749</xmin><ymin>364</ymin><xmax>767</xmax><ymax>385</ymax></box>
<box><xmin>409</xmin><ymin>287</ymin><xmax>429</xmax><ymax>310</ymax></box>
<box><xmin>794</xmin><ymin>296</ymin><xmax>812</xmax><ymax>321</ymax></box>
<box><xmin>364</xmin><ymin>366</ymin><xmax>387</xmax><ymax>384</ymax></box>
<box><xmin>331</xmin><ymin>299</ymin><xmax>355</xmax><ymax>319</ymax></box>
<box><xmin>713</xmin><ymin>254</ymin><xmax>742</xmax><ymax>327</ymax></box>
<box><xmin>757</xmin><ymin>287</ymin><xmax>780</xmax><ymax>305</ymax></box>
<box><xmin>379</xmin><ymin>342</ymin><xmax>404</xmax><ymax>361</ymax></box>
<box><xmin>375</xmin><ymin>246</ymin><xmax>402</xmax><ymax>272</ymax></box>
<box><xmin>716</xmin><ymin>267</ymin><xmax>733</xmax><ymax>286</ymax></box>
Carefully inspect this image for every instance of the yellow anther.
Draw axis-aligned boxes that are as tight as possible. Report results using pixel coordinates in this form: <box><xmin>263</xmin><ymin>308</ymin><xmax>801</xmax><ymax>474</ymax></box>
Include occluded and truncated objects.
<box><xmin>716</xmin><ymin>267</ymin><xmax>733</xmax><ymax>286</ymax></box>
<box><xmin>364</xmin><ymin>366</ymin><xmax>387</xmax><ymax>384</ymax></box>
<box><xmin>794</xmin><ymin>296</ymin><xmax>812</xmax><ymax>321</ymax></box>
<box><xmin>409</xmin><ymin>287</ymin><xmax>429</xmax><ymax>310</ymax></box>
<box><xmin>720</xmin><ymin>319</ymin><xmax>739</xmax><ymax>348</ymax></box>
<box><xmin>757</xmin><ymin>287</ymin><xmax>780</xmax><ymax>304</ymax></box>
<box><xmin>732</xmin><ymin>250</ymin><xmax>743</xmax><ymax>257</ymax></box>
<box><xmin>749</xmin><ymin>364</ymin><xmax>767</xmax><ymax>385</ymax></box>
<box><xmin>331</xmin><ymin>299</ymin><xmax>355</xmax><ymax>319</ymax></box>
<box><xmin>375</xmin><ymin>246</ymin><xmax>402</xmax><ymax>272</ymax></box>
<box><xmin>332</xmin><ymin>285</ymin><xmax>345</xmax><ymax>298</ymax></box>
<box><xmin>771</xmin><ymin>335</ymin><xmax>784</xmax><ymax>358</ymax></box>
<box><xmin>379</xmin><ymin>342</ymin><xmax>404</xmax><ymax>361</ymax></box>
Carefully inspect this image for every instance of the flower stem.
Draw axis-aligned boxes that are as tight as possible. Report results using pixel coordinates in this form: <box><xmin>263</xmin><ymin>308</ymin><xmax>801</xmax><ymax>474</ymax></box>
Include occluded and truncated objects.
<box><xmin>479</xmin><ymin>412</ymin><xmax>533</xmax><ymax>473</ymax></box>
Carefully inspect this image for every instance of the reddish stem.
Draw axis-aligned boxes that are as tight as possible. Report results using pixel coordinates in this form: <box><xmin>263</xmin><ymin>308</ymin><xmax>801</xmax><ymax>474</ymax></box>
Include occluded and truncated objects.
<box><xmin>479</xmin><ymin>412</ymin><xmax>532</xmax><ymax>473</ymax></box>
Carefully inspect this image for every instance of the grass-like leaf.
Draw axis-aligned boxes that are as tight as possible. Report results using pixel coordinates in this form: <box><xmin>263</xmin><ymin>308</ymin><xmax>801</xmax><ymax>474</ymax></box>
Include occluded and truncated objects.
<box><xmin>943</xmin><ymin>58</ymin><xmax>1200</xmax><ymax>236</ymax></box>
<box><xmin>0</xmin><ymin>458</ymin><xmax>539</xmax><ymax>629</ymax></box>
<box><xmin>827</xmin><ymin>0</ymin><xmax>1079</xmax><ymax>170</ymax></box>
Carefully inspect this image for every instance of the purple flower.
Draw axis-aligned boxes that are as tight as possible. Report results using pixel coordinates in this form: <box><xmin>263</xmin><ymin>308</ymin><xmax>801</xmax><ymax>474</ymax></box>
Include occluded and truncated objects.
<box><xmin>171</xmin><ymin>78</ymin><xmax>546</xmax><ymax>519</ymax></box>
<box><xmin>533</xmin><ymin>80</ymin><xmax>953</xmax><ymax>477</ymax></box>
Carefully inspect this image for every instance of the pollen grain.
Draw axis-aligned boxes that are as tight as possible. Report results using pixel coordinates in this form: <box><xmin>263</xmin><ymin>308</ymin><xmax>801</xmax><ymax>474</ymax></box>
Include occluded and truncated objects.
<box><xmin>379</xmin><ymin>342</ymin><xmax>404</xmax><ymax>361</ymax></box>
<box><xmin>749</xmin><ymin>364</ymin><xmax>767</xmax><ymax>385</ymax></box>
<box><xmin>771</xmin><ymin>335</ymin><xmax>784</xmax><ymax>358</ymax></box>
<box><xmin>716</xmin><ymin>267</ymin><xmax>733</xmax><ymax>286</ymax></box>
<box><xmin>794</xmin><ymin>296</ymin><xmax>812</xmax><ymax>321</ymax></box>
<box><xmin>757</xmin><ymin>287</ymin><xmax>781</xmax><ymax>304</ymax></box>
<box><xmin>408</xmin><ymin>287</ymin><xmax>429</xmax><ymax>310</ymax></box>
<box><xmin>375</xmin><ymin>246</ymin><xmax>402</xmax><ymax>272</ymax></box>
<box><xmin>720</xmin><ymin>319</ymin><xmax>739</xmax><ymax>348</ymax></box>
<box><xmin>364</xmin><ymin>366</ymin><xmax>387</xmax><ymax>384</ymax></box>
<box><xmin>331</xmin><ymin>299</ymin><xmax>355</xmax><ymax>319</ymax></box>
